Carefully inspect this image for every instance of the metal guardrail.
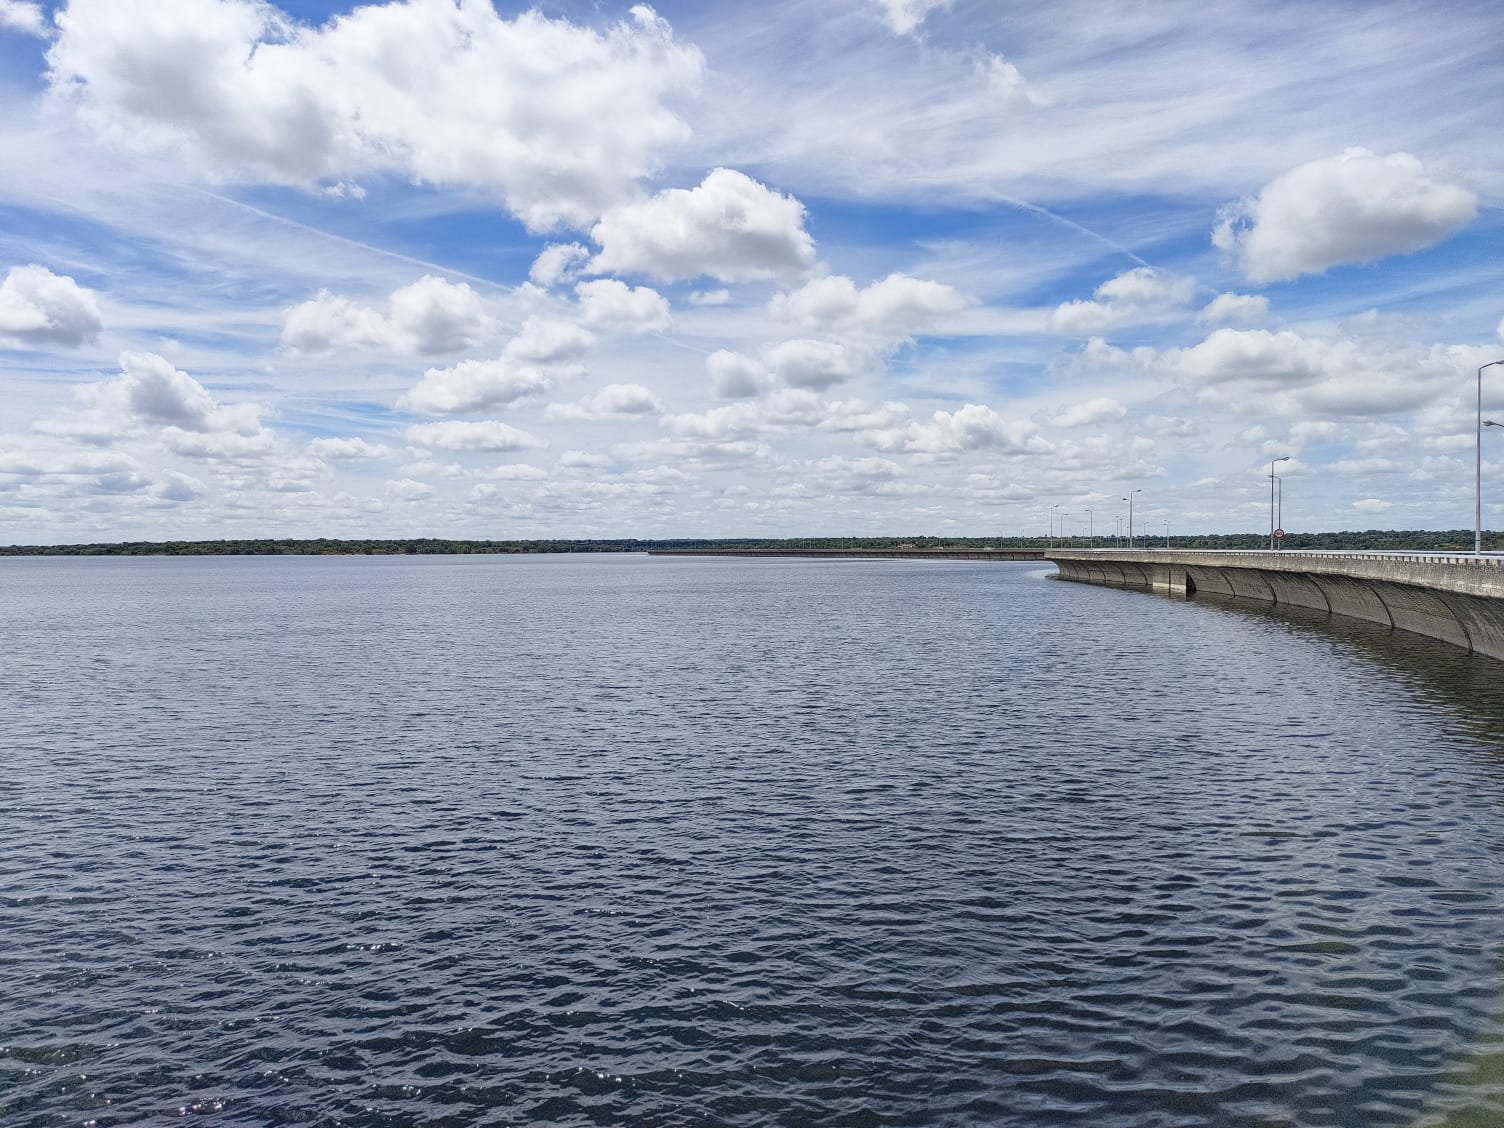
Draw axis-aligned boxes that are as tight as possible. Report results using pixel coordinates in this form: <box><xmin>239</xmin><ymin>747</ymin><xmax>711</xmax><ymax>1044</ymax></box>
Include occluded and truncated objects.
<box><xmin>1049</xmin><ymin>549</ymin><xmax>1504</xmax><ymax>567</ymax></box>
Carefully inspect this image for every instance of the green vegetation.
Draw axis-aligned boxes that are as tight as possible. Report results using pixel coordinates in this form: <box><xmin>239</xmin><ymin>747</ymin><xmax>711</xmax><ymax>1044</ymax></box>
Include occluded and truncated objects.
<box><xmin>0</xmin><ymin>529</ymin><xmax>1497</xmax><ymax>556</ymax></box>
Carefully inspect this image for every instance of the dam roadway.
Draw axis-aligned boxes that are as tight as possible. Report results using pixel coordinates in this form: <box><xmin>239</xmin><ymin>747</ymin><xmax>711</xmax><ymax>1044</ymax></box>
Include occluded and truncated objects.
<box><xmin>1049</xmin><ymin>548</ymin><xmax>1504</xmax><ymax>660</ymax></box>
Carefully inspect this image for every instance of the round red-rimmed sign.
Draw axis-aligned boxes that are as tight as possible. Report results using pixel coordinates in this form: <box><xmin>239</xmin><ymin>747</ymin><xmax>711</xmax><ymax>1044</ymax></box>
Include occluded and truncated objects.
<box><xmin>1273</xmin><ymin>529</ymin><xmax>1285</xmax><ymax>539</ymax></box>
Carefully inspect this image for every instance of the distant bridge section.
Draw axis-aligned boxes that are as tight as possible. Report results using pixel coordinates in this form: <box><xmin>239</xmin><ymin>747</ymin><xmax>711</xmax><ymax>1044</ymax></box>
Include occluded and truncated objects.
<box><xmin>648</xmin><ymin>548</ymin><xmax>1046</xmax><ymax>562</ymax></box>
<box><xmin>1049</xmin><ymin>548</ymin><xmax>1504</xmax><ymax>659</ymax></box>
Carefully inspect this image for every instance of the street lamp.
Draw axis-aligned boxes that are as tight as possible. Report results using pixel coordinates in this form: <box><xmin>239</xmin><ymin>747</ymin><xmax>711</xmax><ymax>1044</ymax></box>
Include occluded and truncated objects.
<box><xmin>1122</xmin><ymin>489</ymin><xmax>1142</xmax><ymax>548</ymax></box>
<box><xmin>1272</xmin><ymin>474</ymin><xmax>1284</xmax><ymax>549</ymax></box>
<box><xmin>1049</xmin><ymin>503</ymin><xmax>1060</xmax><ymax>547</ymax></box>
<box><xmin>1163</xmin><ymin>520</ymin><xmax>1170</xmax><ymax>549</ymax></box>
<box><xmin>1085</xmin><ymin>508</ymin><xmax>1094</xmax><ymax>549</ymax></box>
<box><xmin>1269</xmin><ymin>456</ymin><xmax>1290</xmax><ymax>550</ymax></box>
<box><xmin>1479</xmin><ymin>361</ymin><xmax>1504</xmax><ymax>554</ymax></box>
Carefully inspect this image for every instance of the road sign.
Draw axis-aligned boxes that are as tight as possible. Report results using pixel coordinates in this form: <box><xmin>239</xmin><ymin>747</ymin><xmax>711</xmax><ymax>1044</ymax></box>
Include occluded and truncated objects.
<box><xmin>1273</xmin><ymin>528</ymin><xmax>1285</xmax><ymax>540</ymax></box>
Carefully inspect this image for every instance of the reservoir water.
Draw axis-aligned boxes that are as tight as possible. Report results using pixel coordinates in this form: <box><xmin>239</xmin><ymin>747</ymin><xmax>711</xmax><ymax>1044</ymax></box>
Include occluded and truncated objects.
<box><xmin>3</xmin><ymin>554</ymin><xmax>1504</xmax><ymax>1127</ymax></box>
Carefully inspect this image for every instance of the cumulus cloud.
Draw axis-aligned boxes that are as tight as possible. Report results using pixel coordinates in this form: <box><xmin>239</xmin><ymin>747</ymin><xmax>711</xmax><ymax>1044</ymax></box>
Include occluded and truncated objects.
<box><xmin>385</xmin><ymin>477</ymin><xmax>432</xmax><ymax>502</ymax></box>
<box><xmin>307</xmin><ymin>436</ymin><xmax>389</xmax><ymax>459</ymax></box>
<box><xmin>0</xmin><ymin>264</ymin><xmax>103</xmax><ymax>347</ymax></box>
<box><xmin>1352</xmin><ymin>497</ymin><xmax>1392</xmax><ymax>513</ymax></box>
<box><xmin>1046</xmin><ymin>397</ymin><xmax>1127</xmax><ymax>428</ymax></box>
<box><xmin>85</xmin><ymin>351</ymin><xmax>262</xmax><ymax>435</ymax></box>
<box><xmin>545</xmin><ymin>383</ymin><xmax>662</xmax><ymax>421</ymax></box>
<box><xmin>47</xmin><ymin>0</ymin><xmax>703</xmax><ymax>230</ymax></box>
<box><xmin>898</xmin><ymin>403</ymin><xmax>1050</xmax><ymax>455</ymax></box>
<box><xmin>588</xmin><ymin>168</ymin><xmax>816</xmax><ymax>282</ymax></box>
<box><xmin>771</xmin><ymin>272</ymin><xmax>966</xmax><ymax>340</ymax></box>
<box><xmin>0</xmin><ymin>1</ymin><xmax>46</xmax><ymax>35</ymax></box>
<box><xmin>398</xmin><ymin>317</ymin><xmax>591</xmax><ymax>415</ymax></box>
<box><xmin>1200</xmin><ymin>292</ymin><xmax>1269</xmax><ymax>326</ymax></box>
<box><xmin>282</xmin><ymin>275</ymin><xmax>490</xmax><ymax>355</ymax></box>
<box><xmin>807</xmin><ymin>454</ymin><xmax>906</xmax><ymax>493</ymax></box>
<box><xmin>575</xmin><ymin>279</ymin><xmax>671</xmax><ymax>333</ymax></box>
<box><xmin>529</xmin><ymin>243</ymin><xmax>590</xmax><ymax>288</ymax></box>
<box><xmin>767</xmin><ymin>338</ymin><xmax>863</xmax><ymax>390</ymax></box>
<box><xmin>404</xmin><ymin>420</ymin><xmax>545</xmax><ymax>452</ymax></box>
<box><xmin>706</xmin><ymin>349</ymin><xmax>768</xmax><ymax>399</ymax></box>
<box><xmin>1213</xmin><ymin>149</ymin><xmax>1477</xmax><ymax>283</ymax></box>
<box><xmin>1096</xmin><ymin>327</ymin><xmax>1471</xmax><ymax>419</ymax></box>
<box><xmin>873</xmin><ymin>0</ymin><xmax>951</xmax><ymax>35</ymax></box>
<box><xmin>1049</xmin><ymin>267</ymin><xmax>1195</xmax><ymax>334</ymax></box>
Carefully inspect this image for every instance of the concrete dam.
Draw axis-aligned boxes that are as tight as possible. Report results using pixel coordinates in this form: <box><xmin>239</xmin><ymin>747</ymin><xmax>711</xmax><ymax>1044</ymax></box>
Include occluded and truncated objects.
<box><xmin>1049</xmin><ymin>548</ymin><xmax>1504</xmax><ymax>660</ymax></box>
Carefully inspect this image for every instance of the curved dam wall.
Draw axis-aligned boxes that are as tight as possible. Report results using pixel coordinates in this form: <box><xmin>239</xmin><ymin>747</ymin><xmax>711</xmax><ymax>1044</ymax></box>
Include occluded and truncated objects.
<box><xmin>1048</xmin><ymin>549</ymin><xmax>1504</xmax><ymax>660</ymax></box>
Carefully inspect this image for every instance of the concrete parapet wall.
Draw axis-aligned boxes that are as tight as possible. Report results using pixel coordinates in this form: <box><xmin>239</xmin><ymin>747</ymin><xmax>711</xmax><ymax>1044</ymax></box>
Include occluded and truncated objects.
<box><xmin>1049</xmin><ymin>549</ymin><xmax>1504</xmax><ymax>660</ymax></box>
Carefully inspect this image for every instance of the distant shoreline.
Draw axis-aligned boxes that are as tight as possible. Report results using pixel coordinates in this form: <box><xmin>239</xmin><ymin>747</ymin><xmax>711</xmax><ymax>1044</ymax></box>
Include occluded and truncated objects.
<box><xmin>0</xmin><ymin>530</ymin><xmax>1493</xmax><ymax>556</ymax></box>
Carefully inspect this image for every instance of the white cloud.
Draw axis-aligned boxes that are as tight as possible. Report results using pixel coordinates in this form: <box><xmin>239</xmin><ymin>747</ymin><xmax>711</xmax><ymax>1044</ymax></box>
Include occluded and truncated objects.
<box><xmin>476</xmin><ymin>463</ymin><xmax>548</xmax><ymax>481</ymax></box>
<box><xmin>85</xmin><ymin>351</ymin><xmax>262</xmax><ymax>436</ymax></box>
<box><xmin>307</xmin><ymin>436</ymin><xmax>389</xmax><ymax>459</ymax></box>
<box><xmin>873</xmin><ymin>0</ymin><xmax>951</xmax><ymax>35</ymax></box>
<box><xmin>1213</xmin><ymin>149</ymin><xmax>1477</xmax><ymax>283</ymax></box>
<box><xmin>706</xmin><ymin>349</ymin><xmax>768</xmax><ymax>400</ymax></box>
<box><xmin>588</xmin><ymin>168</ymin><xmax>816</xmax><ymax>282</ymax></box>
<box><xmin>282</xmin><ymin>275</ymin><xmax>490</xmax><ymax>356</ymax></box>
<box><xmin>767</xmin><ymin>338</ymin><xmax>863</xmax><ymax>390</ymax></box>
<box><xmin>1049</xmin><ymin>267</ymin><xmax>1195</xmax><ymax>334</ymax></box>
<box><xmin>404</xmin><ymin>420</ymin><xmax>545</xmax><ymax>452</ymax></box>
<box><xmin>1046</xmin><ymin>397</ymin><xmax>1126</xmax><ymax>428</ymax></box>
<box><xmin>979</xmin><ymin>53</ymin><xmax>1044</xmax><ymax>111</ymax></box>
<box><xmin>385</xmin><ymin>477</ymin><xmax>432</xmax><ymax>502</ymax></box>
<box><xmin>398</xmin><ymin>317</ymin><xmax>591</xmax><ymax>415</ymax></box>
<box><xmin>575</xmin><ymin>279</ymin><xmax>671</xmax><ymax>334</ymax></box>
<box><xmin>898</xmin><ymin>403</ymin><xmax>1049</xmax><ymax>455</ymax></box>
<box><xmin>386</xmin><ymin>276</ymin><xmax>491</xmax><ymax>355</ymax></box>
<box><xmin>771</xmin><ymin>272</ymin><xmax>966</xmax><ymax>340</ymax></box>
<box><xmin>47</xmin><ymin>0</ymin><xmax>703</xmax><ymax>231</ymax></box>
<box><xmin>1200</xmin><ymin>292</ymin><xmax>1269</xmax><ymax>326</ymax></box>
<box><xmin>559</xmin><ymin>450</ymin><xmax>614</xmax><ymax>469</ymax></box>
<box><xmin>807</xmin><ymin>454</ymin><xmax>906</xmax><ymax>493</ymax></box>
<box><xmin>1352</xmin><ymin>497</ymin><xmax>1392</xmax><ymax>513</ymax></box>
<box><xmin>529</xmin><ymin>243</ymin><xmax>590</xmax><ymax>288</ymax></box>
<box><xmin>0</xmin><ymin>1</ymin><xmax>46</xmax><ymax>36</ymax></box>
<box><xmin>0</xmin><ymin>264</ymin><xmax>103</xmax><ymax>347</ymax></box>
<box><xmin>1105</xmin><ymin>327</ymin><xmax>1475</xmax><ymax>419</ymax></box>
<box><xmin>544</xmin><ymin>383</ymin><xmax>662</xmax><ymax>421</ymax></box>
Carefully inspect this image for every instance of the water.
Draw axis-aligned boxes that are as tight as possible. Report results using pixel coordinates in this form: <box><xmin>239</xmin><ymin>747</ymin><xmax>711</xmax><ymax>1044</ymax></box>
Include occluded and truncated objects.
<box><xmin>3</xmin><ymin>554</ymin><xmax>1504</xmax><ymax>1127</ymax></box>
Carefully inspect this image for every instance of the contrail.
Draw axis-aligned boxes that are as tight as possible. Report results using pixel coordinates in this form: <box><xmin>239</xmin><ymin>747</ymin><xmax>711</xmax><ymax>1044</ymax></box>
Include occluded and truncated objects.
<box><xmin>988</xmin><ymin>190</ymin><xmax>1152</xmax><ymax>268</ymax></box>
<box><xmin>190</xmin><ymin>186</ymin><xmax>514</xmax><ymax>291</ymax></box>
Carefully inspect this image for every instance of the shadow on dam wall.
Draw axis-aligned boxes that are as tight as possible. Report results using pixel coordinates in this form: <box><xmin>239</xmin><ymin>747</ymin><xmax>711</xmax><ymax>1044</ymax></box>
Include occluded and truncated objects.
<box><xmin>1050</xmin><ymin>552</ymin><xmax>1504</xmax><ymax>662</ymax></box>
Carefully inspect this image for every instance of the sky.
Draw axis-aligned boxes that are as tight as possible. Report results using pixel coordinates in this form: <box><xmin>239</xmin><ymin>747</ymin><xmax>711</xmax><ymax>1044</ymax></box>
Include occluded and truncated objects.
<box><xmin>0</xmin><ymin>0</ymin><xmax>1501</xmax><ymax>543</ymax></box>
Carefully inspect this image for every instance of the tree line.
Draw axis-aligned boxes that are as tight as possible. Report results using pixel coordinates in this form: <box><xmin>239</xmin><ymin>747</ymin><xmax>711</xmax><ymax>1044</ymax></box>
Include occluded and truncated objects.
<box><xmin>0</xmin><ymin>530</ymin><xmax>1497</xmax><ymax>556</ymax></box>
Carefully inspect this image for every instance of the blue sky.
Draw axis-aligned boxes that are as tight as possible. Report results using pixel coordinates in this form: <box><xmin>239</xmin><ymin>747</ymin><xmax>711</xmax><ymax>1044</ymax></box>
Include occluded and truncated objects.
<box><xmin>0</xmin><ymin>0</ymin><xmax>1501</xmax><ymax>542</ymax></box>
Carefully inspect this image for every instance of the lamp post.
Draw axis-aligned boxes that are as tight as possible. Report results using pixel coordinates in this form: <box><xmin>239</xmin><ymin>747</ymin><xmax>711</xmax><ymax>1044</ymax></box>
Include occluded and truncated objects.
<box><xmin>1085</xmin><ymin>509</ymin><xmax>1094</xmax><ymax>549</ymax></box>
<box><xmin>1049</xmin><ymin>503</ymin><xmax>1059</xmax><ymax>548</ymax></box>
<box><xmin>1478</xmin><ymin>361</ymin><xmax>1504</xmax><ymax>554</ymax></box>
<box><xmin>1275</xmin><ymin>475</ymin><xmax>1285</xmax><ymax>548</ymax></box>
<box><xmin>1123</xmin><ymin>489</ymin><xmax>1142</xmax><ymax>548</ymax></box>
<box><xmin>1115</xmin><ymin>515</ymin><xmax>1123</xmax><ymax>546</ymax></box>
<box><xmin>1269</xmin><ymin>455</ymin><xmax>1290</xmax><ymax>550</ymax></box>
<box><xmin>1163</xmin><ymin>520</ymin><xmax>1170</xmax><ymax>549</ymax></box>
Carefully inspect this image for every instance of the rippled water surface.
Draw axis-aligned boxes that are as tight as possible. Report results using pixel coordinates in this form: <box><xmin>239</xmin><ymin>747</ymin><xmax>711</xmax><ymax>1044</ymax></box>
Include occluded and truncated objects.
<box><xmin>4</xmin><ymin>554</ymin><xmax>1504</xmax><ymax>1127</ymax></box>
